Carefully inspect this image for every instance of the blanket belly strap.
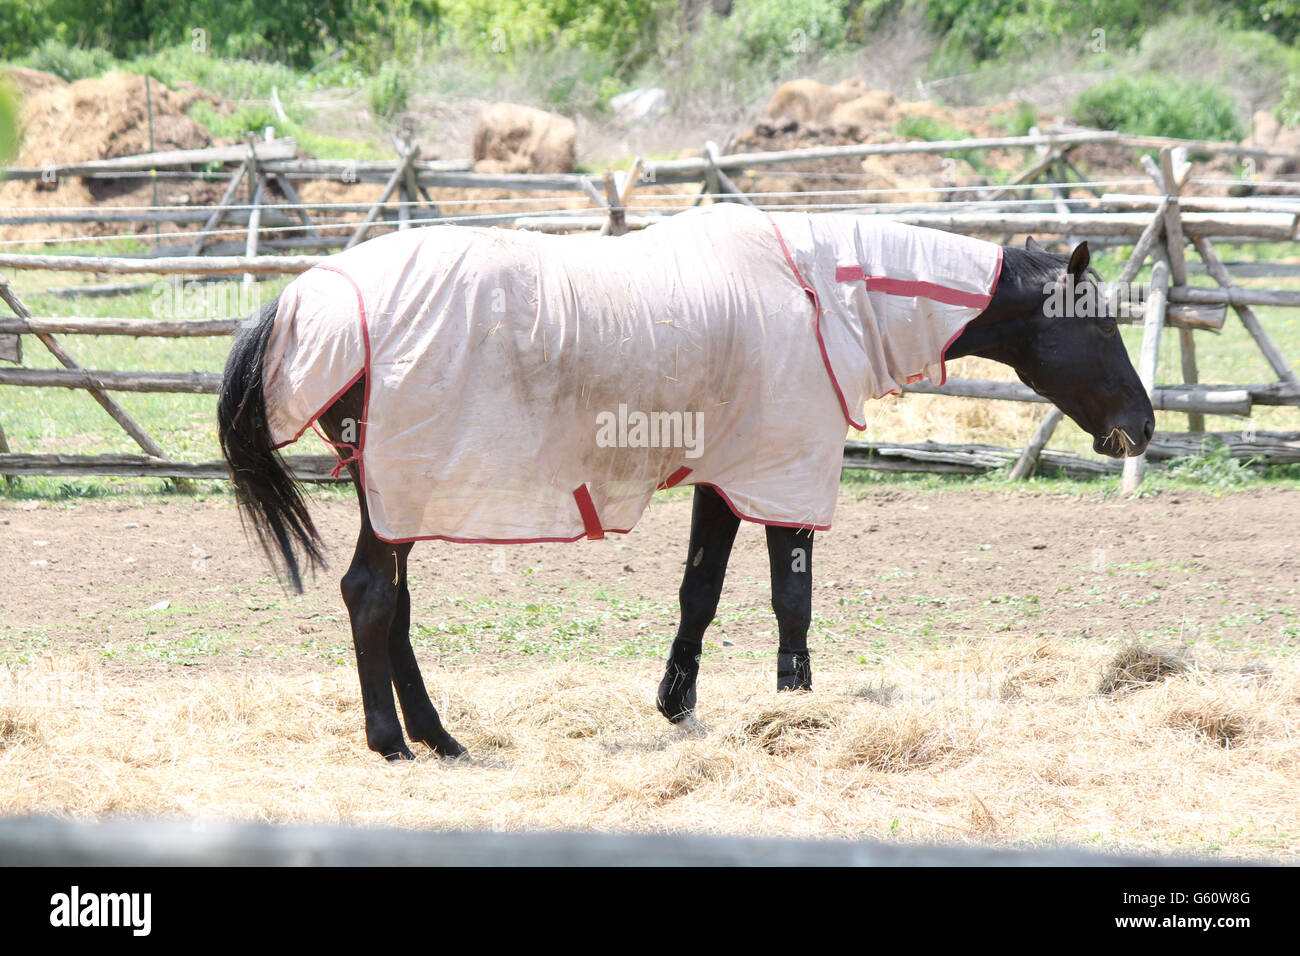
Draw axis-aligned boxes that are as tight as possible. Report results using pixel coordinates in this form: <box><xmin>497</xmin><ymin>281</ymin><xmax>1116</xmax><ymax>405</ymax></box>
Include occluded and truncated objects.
<box><xmin>657</xmin><ymin>466</ymin><xmax>692</xmax><ymax>491</ymax></box>
<box><xmin>572</xmin><ymin>484</ymin><xmax>604</xmax><ymax>540</ymax></box>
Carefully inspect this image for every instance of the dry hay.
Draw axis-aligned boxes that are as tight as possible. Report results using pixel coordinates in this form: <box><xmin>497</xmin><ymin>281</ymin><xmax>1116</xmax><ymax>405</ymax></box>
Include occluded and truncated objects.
<box><xmin>1</xmin><ymin>637</ymin><xmax>1295</xmax><ymax>858</ymax></box>
<box><xmin>853</xmin><ymin>356</ymin><xmax>1044</xmax><ymax>448</ymax></box>
<box><xmin>1098</xmin><ymin>644</ymin><xmax>1188</xmax><ymax>696</ymax></box>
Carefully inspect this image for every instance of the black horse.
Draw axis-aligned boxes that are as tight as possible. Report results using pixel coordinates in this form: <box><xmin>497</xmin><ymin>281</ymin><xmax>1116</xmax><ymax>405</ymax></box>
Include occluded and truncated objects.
<box><xmin>218</xmin><ymin>231</ymin><xmax>1154</xmax><ymax>761</ymax></box>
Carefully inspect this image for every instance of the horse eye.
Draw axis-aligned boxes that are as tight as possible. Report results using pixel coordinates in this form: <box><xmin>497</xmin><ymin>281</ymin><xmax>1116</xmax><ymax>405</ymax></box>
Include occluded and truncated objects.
<box><xmin>1099</xmin><ymin>320</ymin><xmax>1118</xmax><ymax>337</ymax></box>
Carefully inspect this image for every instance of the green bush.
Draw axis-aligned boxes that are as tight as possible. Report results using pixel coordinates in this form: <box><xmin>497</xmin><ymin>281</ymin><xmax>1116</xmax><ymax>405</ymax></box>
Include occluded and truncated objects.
<box><xmin>22</xmin><ymin>37</ymin><xmax>114</xmax><ymax>81</ymax></box>
<box><xmin>924</xmin><ymin>0</ymin><xmax>1156</xmax><ymax>62</ymax></box>
<box><xmin>0</xmin><ymin>76</ymin><xmax>18</xmax><ymax>161</ymax></box>
<box><xmin>126</xmin><ymin>45</ymin><xmax>304</xmax><ymax>100</ymax></box>
<box><xmin>730</xmin><ymin>0</ymin><xmax>848</xmax><ymax>64</ymax></box>
<box><xmin>1073</xmin><ymin>74</ymin><xmax>1244</xmax><ymax>141</ymax></box>
<box><xmin>1134</xmin><ymin>15</ymin><xmax>1300</xmax><ymax>106</ymax></box>
<box><xmin>439</xmin><ymin>0</ymin><xmax>673</xmax><ymax>68</ymax></box>
<box><xmin>367</xmin><ymin>62</ymin><xmax>413</xmax><ymax>118</ymax></box>
<box><xmin>893</xmin><ymin>114</ymin><xmax>967</xmax><ymax>142</ymax></box>
<box><xmin>1281</xmin><ymin>75</ymin><xmax>1300</xmax><ymax>128</ymax></box>
<box><xmin>1161</xmin><ymin>443</ymin><xmax>1256</xmax><ymax>487</ymax></box>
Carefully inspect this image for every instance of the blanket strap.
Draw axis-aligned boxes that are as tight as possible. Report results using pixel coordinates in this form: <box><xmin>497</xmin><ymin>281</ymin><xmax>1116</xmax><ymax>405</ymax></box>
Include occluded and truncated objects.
<box><xmin>656</xmin><ymin>466</ymin><xmax>692</xmax><ymax>491</ymax></box>
<box><xmin>311</xmin><ymin>422</ymin><xmax>360</xmax><ymax>479</ymax></box>
<box><xmin>572</xmin><ymin>484</ymin><xmax>604</xmax><ymax>540</ymax></box>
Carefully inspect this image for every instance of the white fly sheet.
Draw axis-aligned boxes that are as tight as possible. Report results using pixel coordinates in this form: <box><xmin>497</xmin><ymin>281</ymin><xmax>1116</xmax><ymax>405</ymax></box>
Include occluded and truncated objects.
<box><xmin>263</xmin><ymin>204</ymin><xmax>1002</xmax><ymax>543</ymax></box>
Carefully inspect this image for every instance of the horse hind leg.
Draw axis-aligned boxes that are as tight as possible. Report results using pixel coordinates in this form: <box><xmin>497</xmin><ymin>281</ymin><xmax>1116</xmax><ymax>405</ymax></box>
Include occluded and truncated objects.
<box><xmin>339</xmin><ymin>522</ymin><xmax>413</xmax><ymax>760</ymax></box>
<box><xmin>320</xmin><ymin>384</ymin><xmax>461</xmax><ymax>760</ymax></box>
<box><xmin>657</xmin><ymin>485</ymin><xmax>741</xmax><ymax>722</ymax></box>
<box><xmin>386</xmin><ymin>550</ymin><xmax>466</xmax><ymax>757</ymax></box>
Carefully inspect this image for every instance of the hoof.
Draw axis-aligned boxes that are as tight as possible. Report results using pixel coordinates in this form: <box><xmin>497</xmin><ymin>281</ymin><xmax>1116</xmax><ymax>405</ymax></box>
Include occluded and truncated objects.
<box><xmin>657</xmin><ymin>657</ymin><xmax>699</xmax><ymax>723</ymax></box>
<box><xmin>382</xmin><ymin>743</ymin><xmax>416</xmax><ymax>761</ymax></box>
<box><xmin>776</xmin><ymin>649</ymin><xmax>812</xmax><ymax>692</ymax></box>
<box><xmin>432</xmin><ymin>735</ymin><xmax>468</xmax><ymax>759</ymax></box>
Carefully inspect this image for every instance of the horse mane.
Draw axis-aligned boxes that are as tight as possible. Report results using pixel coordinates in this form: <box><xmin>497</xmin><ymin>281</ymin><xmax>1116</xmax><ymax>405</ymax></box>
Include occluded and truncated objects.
<box><xmin>998</xmin><ymin>245</ymin><xmax>1068</xmax><ymax>293</ymax></box>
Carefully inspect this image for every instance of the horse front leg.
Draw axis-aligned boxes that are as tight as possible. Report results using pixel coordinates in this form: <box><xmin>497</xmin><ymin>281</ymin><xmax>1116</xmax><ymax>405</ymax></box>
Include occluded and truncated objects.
<box><xmin>386</xmin><ymin>549</ymin><xmax>466</xmax><ymax>758</ymax></box>
<box><xmin>765</xmin><ymin>526</ymin><xmax>814</xmax><ymax>692</ymax></box>
<box><xmin>657</xmin><ymin>485</ymin><xmax>741</xmax><ymax>722</ymax></box>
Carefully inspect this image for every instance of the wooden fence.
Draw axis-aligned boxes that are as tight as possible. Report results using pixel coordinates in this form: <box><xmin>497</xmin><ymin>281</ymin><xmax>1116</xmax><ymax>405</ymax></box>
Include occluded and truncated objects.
<box><xmin>5</xmin><ymin>124</ymin><xmax>1300</xmax><ymax>256</ymax></box>
<box><xmin>0</xmin><ymin>131</ymin><xmax>1297</xmax><ymax>487</ymax></box>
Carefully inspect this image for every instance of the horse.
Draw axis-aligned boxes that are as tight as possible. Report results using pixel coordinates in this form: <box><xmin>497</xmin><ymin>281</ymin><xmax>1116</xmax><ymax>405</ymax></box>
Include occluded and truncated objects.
<box><xmin>217</xmin><ymin>205</ymin><xmax>1155</xmax><ymax>761</ymax></box>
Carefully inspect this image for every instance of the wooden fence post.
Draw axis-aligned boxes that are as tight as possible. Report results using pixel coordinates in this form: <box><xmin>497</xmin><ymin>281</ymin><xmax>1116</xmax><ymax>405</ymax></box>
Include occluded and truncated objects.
<box><xmin>346</xmin><ymin>145</ymin><xmax>419</xmax><ymax>250</ymax></box>
<box><xmin>1123</xmin><ymin>260</ymin><xmax>1170</xmax><ymax>494</ymax></box>
<box><xmin>189</xmin><ymin>159</ymin><xmax>248</xmax><ymax>257</ymax></box>
<box><xmin>1192</xmin><ymin>235</ymin><xmax>1300</xmax><ymax>388</ymax></box>
<box><xmin>1155</xmin><ymin>146</ymin><xmax>1204</xmax><ymax>433</ymax></box>
<box><xmin>1010</xmin><ymin>406</ymin><xmax>1064</xmax><ymax>480</ymax></box>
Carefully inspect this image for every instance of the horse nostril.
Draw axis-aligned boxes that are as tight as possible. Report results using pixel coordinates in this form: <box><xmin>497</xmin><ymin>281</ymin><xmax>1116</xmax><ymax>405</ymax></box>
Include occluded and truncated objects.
<box><xmin>1143</xmin><ymin>420</ymin><xmax>1154</xmax><ymax>442</ymax></box>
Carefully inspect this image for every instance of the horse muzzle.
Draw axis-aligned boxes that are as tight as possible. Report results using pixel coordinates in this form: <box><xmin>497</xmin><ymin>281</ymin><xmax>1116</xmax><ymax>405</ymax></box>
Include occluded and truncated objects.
<box><xmin>1094</xmin><ymin>418</ymin><xmax>1154</xmax><ymax>458</ymax></box>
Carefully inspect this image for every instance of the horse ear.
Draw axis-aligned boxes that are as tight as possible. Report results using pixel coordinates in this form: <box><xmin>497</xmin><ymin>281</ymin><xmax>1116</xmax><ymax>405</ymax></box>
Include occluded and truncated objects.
<box><xmin>1025</xmin><ymin>236</ymin><xmax>1044</xmax><ymax>252</ymax></box>
<box><xmin>1067</xmin><ymin>241</ymin><xmax>1090</xmax><ymax>280</ymax></box>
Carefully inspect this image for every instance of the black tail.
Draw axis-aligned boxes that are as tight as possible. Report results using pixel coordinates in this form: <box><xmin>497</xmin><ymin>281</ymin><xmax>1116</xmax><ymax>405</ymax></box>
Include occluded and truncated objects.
<box><xmin>218</xmin><ymin>297</ymin><xmax>324</xmax><ymax>592</ymax></box>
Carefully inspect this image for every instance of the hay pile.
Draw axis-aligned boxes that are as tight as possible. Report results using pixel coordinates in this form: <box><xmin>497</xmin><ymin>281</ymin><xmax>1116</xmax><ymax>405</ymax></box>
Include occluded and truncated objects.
<box><xmin>734</xmin><ymin>79</ymin><xmax>1024</xmax><ymax>206</ymax></box>
<box><xmin>0</xmin><ymin>69</ymin><xmax>213</xmax><ymax>243</ymax></box>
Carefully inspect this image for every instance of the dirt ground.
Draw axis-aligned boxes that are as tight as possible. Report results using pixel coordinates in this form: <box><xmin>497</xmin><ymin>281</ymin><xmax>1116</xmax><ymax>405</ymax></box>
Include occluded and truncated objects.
<box><xmin>0</xmin><ymin>485</ymin><xmax>1296</xmax><ymax>857</ymax></box>
<box><xmin>2</xmin><ymin>485</ymin><xmax>1296</xmax><ymax>665</ymax></box>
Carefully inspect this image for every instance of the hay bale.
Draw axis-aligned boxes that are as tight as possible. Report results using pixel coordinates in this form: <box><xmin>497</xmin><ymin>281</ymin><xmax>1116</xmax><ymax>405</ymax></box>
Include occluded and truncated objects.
<box><xmin>763</xmin><ymin>77</ymin><xmax>869</xmax><ymax>124</ymax></box>
<box><xmin>828</xmin><ymin>90</ymin><xmax>898</xmax><ymax>135</ymax></box>
<box><xmin>471</xmin><ymin>102</ymin><xmax>577</xmax><ymax>174</ymax></box>
<box><xmin>0</xmin><ymin>71</ymin><xmax>212</xmax><ymax>243</ymax></box>
<box><xmin>1098</xmin><ymin>644</ymin><xmax>1187</xmax><ymax>696</ymax></box>
<box><xmin>13</xmin><ymin>71</ymin><xmax>209</xmax><ymax>166</ymax></box>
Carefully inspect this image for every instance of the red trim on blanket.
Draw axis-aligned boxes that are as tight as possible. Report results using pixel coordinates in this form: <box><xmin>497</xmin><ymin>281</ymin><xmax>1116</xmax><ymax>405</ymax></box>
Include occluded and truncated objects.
<box><xmin>764</xmin><ymin>214</ymin><xmax>866</xmax><ymax>432</ymax></box>
<box><xmin>767</xmin><ymin>215</ymin><xmax>1004</xmax><ymax>423</ymax></box>
<box><xmin>936</xmin><ymin>245</ymin><xmax>1003</xmax><ymax>387</ymax></box>
<box><xmin>271</xmin><ymin>368</ymin><xmax>365</xmax><ymax>451</ymax></box>
<box><xmin>572</xmin><ymin>484</ymin><xmax>604</xmax><ymax>540</ymax></box>
<box><xmin>310</xmin><ymin>421</ymin><xmax>359</xmax><ymax>478</ymax></box>
<box><xmin>691</xmin><ymin>481</ymin><xmax>831</xmax><ymax>532</ymax></box>
<box><xmin>657</xmin><ymin>466</ymin><xmax>693</xmax><ymax>490</ymax></box>
<box><xmin>834</xmin><ymin>265</ymin><xmax>996</xmax><ymax>310</ymax></box>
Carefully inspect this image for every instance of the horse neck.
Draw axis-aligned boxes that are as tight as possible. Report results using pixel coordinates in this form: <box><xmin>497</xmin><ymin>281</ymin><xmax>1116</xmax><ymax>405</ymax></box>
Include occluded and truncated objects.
<box><xmin>945</xmin><ymin>269</ymin><xmax>1040</xmax><ymax>366</ymax></box>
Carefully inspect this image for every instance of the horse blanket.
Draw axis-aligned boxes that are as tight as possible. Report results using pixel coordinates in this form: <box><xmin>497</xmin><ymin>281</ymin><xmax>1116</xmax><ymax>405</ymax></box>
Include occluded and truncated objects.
<box><xmin>263</xmin><ymin>204</ymin><xmax>1002</xmax><ymax>543</ymax></box>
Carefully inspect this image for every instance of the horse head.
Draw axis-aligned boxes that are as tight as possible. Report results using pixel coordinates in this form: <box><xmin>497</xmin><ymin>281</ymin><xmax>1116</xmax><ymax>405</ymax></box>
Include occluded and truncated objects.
<box><xmin>952</xmin><ymin>237</ymin><xmax>1155</xmax><ymax>458</ymax></box>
